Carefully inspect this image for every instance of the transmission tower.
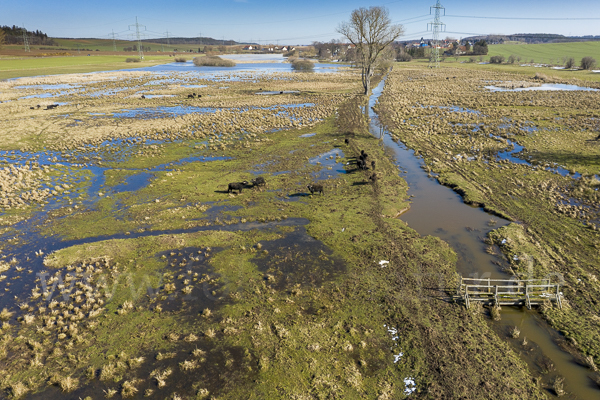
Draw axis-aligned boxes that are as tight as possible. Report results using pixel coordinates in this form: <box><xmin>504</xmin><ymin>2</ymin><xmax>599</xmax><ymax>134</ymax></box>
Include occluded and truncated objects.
<box><xmin>129</xmin><ymin>17</ymin><xmax>146</xmax><ymax>60</ymax></box>
<box><xmin>163</xmin><ymin>31</ymin><xmax>171</xmax><ymax>52</ymax></box>
<box><xmin>427</xmin><ymin>0</ymin><xmax>445</xmax><ymax>68</ymax></box>
<box><xmin>110</xmin><ymin>29</ymin><xmax>118</xmax><ymax>52</ymax></box>
<box><xmin>22</xmin><ymin>24</ymin><xmax>30</xmax><ymax>52</ymax></box>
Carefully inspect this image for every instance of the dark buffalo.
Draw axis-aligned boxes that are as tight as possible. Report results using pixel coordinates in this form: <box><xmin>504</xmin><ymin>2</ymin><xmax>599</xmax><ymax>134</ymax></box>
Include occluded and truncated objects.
<box><xmin>228</xmin><ymin>181</ymin><xmax>248</xmax><ymax>194</ymax></box>
<box><xmin>307</xmin><ymin>184</ymin><xmax>324</xmax><ymax>195</ymax></box>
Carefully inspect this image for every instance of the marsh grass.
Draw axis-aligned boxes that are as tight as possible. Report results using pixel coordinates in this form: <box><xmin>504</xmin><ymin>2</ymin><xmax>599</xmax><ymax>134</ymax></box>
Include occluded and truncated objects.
<box><xmin>553</xmin><ymin>376</ymin><xmax>566</xmax><ymax>396</ymax></box>
<box><xmin>193</xmin><ymin>56</ymin><xmax>235</xmax><ymax>67</ymax></box>
<box><xmin>490</xmin><ymin>305</ymin><xmax>502</xmax><ymax>321</ymax></box>
<box><xmin>291</xmin><ymin>59</ymin><xmax>315</xmax><ymax>72</ymax></box>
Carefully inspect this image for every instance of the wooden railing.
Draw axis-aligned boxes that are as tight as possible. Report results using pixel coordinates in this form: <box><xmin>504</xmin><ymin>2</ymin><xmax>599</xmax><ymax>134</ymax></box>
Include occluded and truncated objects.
<box><xmin>456</xmin><ymin>277</ymin><xmax>563</xmax><ymax>309</ymax></box>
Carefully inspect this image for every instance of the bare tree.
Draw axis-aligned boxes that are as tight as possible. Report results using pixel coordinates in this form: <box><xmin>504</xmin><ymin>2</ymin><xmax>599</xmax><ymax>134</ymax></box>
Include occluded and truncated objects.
<box><xmin>337</xmin><ymin>6</ymin><xmax>404</xmax><ymax>95</ymax></box>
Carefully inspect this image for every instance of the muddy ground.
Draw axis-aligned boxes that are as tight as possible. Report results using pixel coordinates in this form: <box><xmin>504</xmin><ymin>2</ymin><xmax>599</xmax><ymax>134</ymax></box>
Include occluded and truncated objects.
<box><xmin>0</xmin><ymin>62</ymin><xmax>584</xmax><ymax>399</ymax></box>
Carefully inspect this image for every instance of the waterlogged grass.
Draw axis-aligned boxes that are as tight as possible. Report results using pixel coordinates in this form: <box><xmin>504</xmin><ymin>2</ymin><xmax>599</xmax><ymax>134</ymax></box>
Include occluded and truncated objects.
<box><xmin>379</xmin><ymin>64</ymin><xmax>600</xmax><ymax>380</ymax></box>
<box><xmin>0</xmin><ymin>69</ymin><xmax>551</xmax><ymax>399</ymax></box>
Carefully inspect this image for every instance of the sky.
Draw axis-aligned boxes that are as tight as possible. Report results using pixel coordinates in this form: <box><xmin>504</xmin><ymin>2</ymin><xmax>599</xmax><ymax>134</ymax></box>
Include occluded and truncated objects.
<box><xmin>2</xmin><ymin>0</ymin><xmax>600</xmax><ymax>45</ymax></box>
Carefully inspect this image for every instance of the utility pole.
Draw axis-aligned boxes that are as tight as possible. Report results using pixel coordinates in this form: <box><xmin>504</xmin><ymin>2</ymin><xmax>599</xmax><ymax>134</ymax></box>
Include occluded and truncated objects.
<box><xmin>129</xmin><ymin>17</ymin><xmax>146</xmax><ymax>60</ymax></box>
<box><xmin>22</xmin><ymin>24</ymin><xmax>30</xmax><ymax>52</ymax></box>
<box><xmin>111</xmin><ymin>29</ymin><xmax>117</xmax><ymax>52</ymax></box>
<box><xmin>427</xmin><ymin>0</ymin><xmax>445</xmax><ymax>68</ymax></box>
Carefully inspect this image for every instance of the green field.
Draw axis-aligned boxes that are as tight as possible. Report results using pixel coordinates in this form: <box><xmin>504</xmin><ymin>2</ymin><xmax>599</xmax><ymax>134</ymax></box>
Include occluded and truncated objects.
<box><xmin>52</xmin><ymin>38</ymin><xmax>185</xmax><ymax>53</ymax></box>
<box><xmin>0</xmin><ymin>55</ymin><xmax>174</xmax><ymax>80</ymax></box>
<box><xmin>488</xmin><ymin>41</ymin><xmax>600</xmax><ymax>64</ymax></box>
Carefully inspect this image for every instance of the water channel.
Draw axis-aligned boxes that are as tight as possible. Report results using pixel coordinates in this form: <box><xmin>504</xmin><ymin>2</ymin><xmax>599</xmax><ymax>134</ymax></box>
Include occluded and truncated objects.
<box><xmin>369</xmin><ymin>77</ymin><xmax>598</xmax><ymax>399</ymax></box>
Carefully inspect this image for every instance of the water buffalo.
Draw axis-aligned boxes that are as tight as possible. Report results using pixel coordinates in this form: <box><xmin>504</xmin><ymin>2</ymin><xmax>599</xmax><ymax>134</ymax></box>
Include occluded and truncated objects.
<box><xmin>228</xmin><ymin>181</ymin><xmax>248</xmax><ymax>194</ymax></box>
<box><xmin>307</xmin><ymin>184</ymin><xmax>324</xmax><ymax>195</ymax></box>
<box><xmin>251</xmin><ymin>176</ymin><xmax>266</xmax><ymax>187</ymax></box>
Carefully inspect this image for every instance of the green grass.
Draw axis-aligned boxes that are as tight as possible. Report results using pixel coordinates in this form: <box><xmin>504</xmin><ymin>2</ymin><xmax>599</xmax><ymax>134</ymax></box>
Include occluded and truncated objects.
<box><xmin>401</xmin><ymin>57</ymin><xmax>600</xmax><ymax>83</ymax></box>
<box><xmin>52</xmin><ymin>38</ymin><xmax>185</xmax><ymax>53</ymax></box>
<box><xmin>0</xmin><ymin>55</ymin><xmax>174</xmax><ymax>80</ymax></box>
<box><xmin>488</xmin><ymin>41</ymin><xmax>600</xmax><ymax>65</ymax></box>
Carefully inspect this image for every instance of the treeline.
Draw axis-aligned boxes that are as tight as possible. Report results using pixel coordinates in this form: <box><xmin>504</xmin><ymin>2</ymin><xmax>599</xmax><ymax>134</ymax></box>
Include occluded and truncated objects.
<box><xmin>0</xmin><ymin>25</ymin><xmax>56</xmax><ymax>45</ymax></box>
<box><xmin>464</xmin><ymin>33</ymin><xmax>600</xmax><ymax>45</ymax></box>
<box><xmin>123</xmin><ymin>45</ymin><xmax>152</xmax><ymax>52</ymax></box>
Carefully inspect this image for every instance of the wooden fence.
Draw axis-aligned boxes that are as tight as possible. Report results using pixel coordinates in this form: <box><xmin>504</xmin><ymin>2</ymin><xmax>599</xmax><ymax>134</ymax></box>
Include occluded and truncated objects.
<box><xmin>456</xmin><ymin>277</ymin><xmax>563</xmax><ymax>309</ymax></box>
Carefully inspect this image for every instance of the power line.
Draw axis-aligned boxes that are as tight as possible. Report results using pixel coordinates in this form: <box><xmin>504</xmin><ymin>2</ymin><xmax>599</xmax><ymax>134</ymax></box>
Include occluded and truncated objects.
<box><xmin>446</xmin><ymin>14</ymin><xmax>600</xmax><ymax>21</ymax></box>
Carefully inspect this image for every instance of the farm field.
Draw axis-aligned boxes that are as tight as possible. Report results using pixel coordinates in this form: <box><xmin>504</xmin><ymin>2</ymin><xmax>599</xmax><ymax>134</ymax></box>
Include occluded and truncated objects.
<box><xmin>0</xmin><ymin>55</ymin><xmax>175</xmax><ymax>80</ymax></box>
<box><xmin>488</xmin><ymin>41</ymin><xmax>600</xmax><ymax>65</ymax></box>
<box><xmin>0</xmin><ymin>52</ymin><xmax>598</xmax><ymax>399</ymax></box>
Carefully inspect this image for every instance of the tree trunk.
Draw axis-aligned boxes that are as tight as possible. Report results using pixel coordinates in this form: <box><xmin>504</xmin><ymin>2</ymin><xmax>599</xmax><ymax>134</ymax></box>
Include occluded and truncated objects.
<box><xmin>362</xmin><ymin>65</ymin><xmax>373</xmax><ymax>95</ymax></box>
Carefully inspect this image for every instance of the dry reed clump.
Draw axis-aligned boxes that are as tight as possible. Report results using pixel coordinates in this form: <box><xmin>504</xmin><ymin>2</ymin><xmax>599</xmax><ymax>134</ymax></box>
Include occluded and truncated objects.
<box><xmin>179</xmin><ymin>359</ymin><xmax>198</xmax><ymax>371</ymax></box>
<box><xmin>553</xmin><ymin>376</ymin><xmax>566</xmax><ymax>396</ymax></box>
<box><xmin>121</xmin><ymin>379</ymin><xmax>141</xmax><ymax>398</ymax></box>
<box><xmin>510</xmin><ymin>326</ymin><xmax>520</xmax><ymax>339</ymax></box>
<box><xmin>584</xmin><ymin>354</ymin><xmax>598</xmax><ymax>371</ymax></box>
<box><xmin>0</xmin><ymin>307</ymin><xmax>13</xmax><ymax>320</ymax></box>
<box><xmin>8</xmin><ymin>381</ymin><xmax>29</xmax><ymax>398</ymax></box>
<box><xmin>150</xmin><ymin>368</ymin><xmax>172</xmax><ymax>388</ymax></box>
<box><xmin>490</xmin><ymin>306</ymin><xmax>501</xmax><ymax>321</ymax></box>
<box><xmin>193</xmin><ymin>56</ymin><xmax>236</xmax><ymax>67</ymax></box>
<box><xmin>291</xmin><ymin>59</ymin><xmax>315</xmax><ymax>72</ymax></box>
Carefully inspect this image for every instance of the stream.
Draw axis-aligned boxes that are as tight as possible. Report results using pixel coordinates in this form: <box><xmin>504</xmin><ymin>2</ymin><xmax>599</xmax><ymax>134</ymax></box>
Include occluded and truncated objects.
<box><xmin>368</xmin><ymin>77</ymin><xmax>598</xmax><ymax>398</ymax></box>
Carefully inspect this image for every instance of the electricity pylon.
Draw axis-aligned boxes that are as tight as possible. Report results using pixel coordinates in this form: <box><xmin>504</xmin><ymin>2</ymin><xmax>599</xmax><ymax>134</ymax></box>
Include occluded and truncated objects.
<box><xmin>129</xmin><ymin>17</ymin><xmax>146</xmax><ymax>60</ymax></box>
<box><xmin>428</xmin><ymin>0</ymin><xmax>445</xmax><ymax>68</ymax></box>
<box><xmin>22</xmin><ymin>24</ymin><xmax>30</xmax><ymax>52</ymax></box>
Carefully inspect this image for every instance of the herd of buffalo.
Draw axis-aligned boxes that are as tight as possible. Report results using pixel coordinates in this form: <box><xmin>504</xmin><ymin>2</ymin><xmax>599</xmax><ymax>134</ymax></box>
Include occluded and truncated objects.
<box><xmin>226</xmin><ymin>138</ymin><xmax>379</xmax><ymax>197</ymax></box>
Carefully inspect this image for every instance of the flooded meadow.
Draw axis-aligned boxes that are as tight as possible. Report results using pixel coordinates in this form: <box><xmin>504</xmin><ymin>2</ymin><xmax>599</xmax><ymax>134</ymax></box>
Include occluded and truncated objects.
<box><xmin>0</xmin><ymin>56</ymin><xmax>599</xmax><ymax>399</ymax></box>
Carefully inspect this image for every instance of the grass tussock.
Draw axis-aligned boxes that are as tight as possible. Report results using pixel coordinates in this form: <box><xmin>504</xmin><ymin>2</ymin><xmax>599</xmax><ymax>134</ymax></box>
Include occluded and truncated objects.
<box><xmin>192</xmin><ymin>56</ymin><xmax>235</xmax><ymax>67</ymax></box>
<box><xmin>125</xmin><ymin>58</ymin><xmax>141</xmax><ymax>63</ymax></box>
<box><xmin>290</xmin><ymin>58</ymin><xmax>315</xmax><ymax>72</ymax></box>
<box><xmin>174</xmin><ymin>57</ymin><xmax>187</xmax><ymax>63</ymax></box>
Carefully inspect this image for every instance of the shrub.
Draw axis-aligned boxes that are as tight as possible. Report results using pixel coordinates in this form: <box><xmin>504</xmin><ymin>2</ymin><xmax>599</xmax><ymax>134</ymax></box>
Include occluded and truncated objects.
<box><xmin>581</xmin><ymin>56</ymin><xmax>597</xmax><ymax>70</ymax></box>
<box><xmin>125</xmin><ymin>58</ymin><xmax>141</xmax><ymax>63</ymax></box>
<box><xmin>397</xmin><ymin>52</ymin><xmax>412</xmax><ymax>62</ymax></box>
<box><xmin>507</xmin><ymin>54</ymin><xmax>516</xmax><ymax>64</ymax></box>
<box><xmin>192</xmin><ymin>56</ymin><xmax>235</xmax><ymax>67</ymax></box>
<box><xmin>283</xmin><ymin>50</ymin><xmax>297</xmax><ymax>57</ymax></box>
<box><xmin>565</xmin><ymin>57</ymin><xmax>575</xmax><ymax>69</ymax></box>
<box><xmin>174</xmin><ymin>57</ymin><xmax>187</xmax><ymax>63</ymax></box>
<box><xmin>291</xmin><ymin>59</ymin><xmax>314</xmax><ymax>71</ymax></box>
<box><xmin>490</xmin><ymin>55</ymin><xmax>505</xmax><ymax>64</ymax></box>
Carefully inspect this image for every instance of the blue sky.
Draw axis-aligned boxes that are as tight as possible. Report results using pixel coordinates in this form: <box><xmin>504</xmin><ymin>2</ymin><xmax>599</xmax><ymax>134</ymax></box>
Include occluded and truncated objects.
<box><xmin>2</xmin><ymin>0</ymin><xmax>600</xmax><ymax>44</ymax></box>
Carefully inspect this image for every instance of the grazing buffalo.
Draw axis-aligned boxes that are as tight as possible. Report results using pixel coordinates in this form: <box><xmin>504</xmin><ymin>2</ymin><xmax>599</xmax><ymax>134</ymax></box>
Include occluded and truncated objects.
<box><xmin>251</xmin><ymin>176</ymin><xmax>266</xmax><ymax>187</ymax></box>
<box><xmin>228</xmin><ymin>181</ymin><xmax>248</xmax><ymax>194</ymax></box>
<box><xmin>307</xmin><ymin>184</ymin><xmax>324</xmax><ymax>195</ymax></box>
